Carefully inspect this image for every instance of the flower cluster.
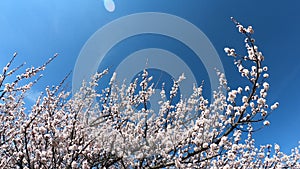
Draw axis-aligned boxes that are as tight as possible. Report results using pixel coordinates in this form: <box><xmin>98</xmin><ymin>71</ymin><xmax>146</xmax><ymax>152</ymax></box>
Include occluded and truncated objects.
<box><xmin>0</xmin><ymin>19</ymin><xmax>299</xmax><ymax>169</ymax></box>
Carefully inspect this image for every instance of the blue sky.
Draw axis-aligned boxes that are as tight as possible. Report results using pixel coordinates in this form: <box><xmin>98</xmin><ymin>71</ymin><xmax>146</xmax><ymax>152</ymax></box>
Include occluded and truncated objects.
<box><xmin>0</xmin><ymin>0</ymin><xmax>299</xmax><ymax>153</ymax></box>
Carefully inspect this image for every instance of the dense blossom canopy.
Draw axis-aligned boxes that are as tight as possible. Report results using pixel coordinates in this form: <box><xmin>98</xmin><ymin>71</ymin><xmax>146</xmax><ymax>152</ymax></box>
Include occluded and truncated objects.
<box><xmin>0</xmin><ymin>19</ymin><xmax>299</xmax><ymax>169</ymax></box>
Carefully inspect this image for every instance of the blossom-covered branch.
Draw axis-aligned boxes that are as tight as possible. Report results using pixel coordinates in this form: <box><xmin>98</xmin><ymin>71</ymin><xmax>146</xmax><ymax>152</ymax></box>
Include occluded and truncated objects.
<box><xmin>0</xmin><ymin>19</ymin><xmax>298</xmax><ymax>169</ymax></box>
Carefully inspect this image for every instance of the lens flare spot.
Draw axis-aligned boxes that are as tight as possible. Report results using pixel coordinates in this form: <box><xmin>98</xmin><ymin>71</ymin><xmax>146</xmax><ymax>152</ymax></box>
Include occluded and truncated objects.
<box><xmin>103</xmin><ymin>0</ymin><xmax>115</xmax><ymax>12</ymax></box>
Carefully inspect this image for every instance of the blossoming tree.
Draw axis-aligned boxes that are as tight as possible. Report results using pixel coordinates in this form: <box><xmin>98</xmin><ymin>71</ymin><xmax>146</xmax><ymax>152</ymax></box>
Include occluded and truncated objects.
<box><xmin>0</xmin><ymin>19</ymin><xmax>299</xmax><ymax>169</ymax></box>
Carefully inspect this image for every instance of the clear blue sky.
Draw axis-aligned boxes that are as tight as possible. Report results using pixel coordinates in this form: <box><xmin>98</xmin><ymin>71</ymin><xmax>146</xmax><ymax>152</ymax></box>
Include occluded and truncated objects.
<box><xmin>0</xmin><ymin>0</ymin><xmax>299</xmax><ymax>153</ymax></box>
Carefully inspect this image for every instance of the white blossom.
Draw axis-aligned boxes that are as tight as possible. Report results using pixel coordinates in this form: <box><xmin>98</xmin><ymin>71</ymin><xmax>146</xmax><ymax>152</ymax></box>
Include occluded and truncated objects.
<box><xmin>271</xmin><ymin>102</ymin><xmax>279</xmax><ymax>110</ymax></box>
<box><xmin>263</xmin><ymin>120</ymin><xmax>270</xmax><ymax>126</ymax></box>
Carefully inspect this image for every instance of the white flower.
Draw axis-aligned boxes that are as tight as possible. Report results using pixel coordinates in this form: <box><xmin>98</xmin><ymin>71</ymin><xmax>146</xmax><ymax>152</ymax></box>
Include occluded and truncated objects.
<box><xmin>3</xmin><ymin>66</ymin><xmax>8</xmax><ymax>72</ymax></box>
<box><xmin>71</xmin><ymin>161</ymin><xmax>77</xmax><ymax>168</ymax></box>
<box><xmin>257</xmin><ymin>98</ymin><xmax>266</xmax><ymax>105</ymax></box>
<box><xmin>258</xmin><ymin>152</ymin><xmax>265</xmax><ymax>158</ymax></box>
<box><xmin>39</xmin><ymin>126</ymin><xmax>47</xmax><ymax>133</ymax></box>
<box><xmin>178</xmin><ymin>73</ymin><xmax>186</xmax><ymax>82</ymax></box>
<box><xmin>271</xmin><ymin>102</ymin><xmax>279</xmax><ymax>110</ymax></box>
<box><xmin>263</xmin><ymin>73</ymin><xmax>269</xmax><ymax>78</ymax></box>
<box><xmin>246</xmin><ymin>26</ymin><xmax>254</xmax><ymax>34</ymax></box>
<box><xmin>263</xmin><ymin>82</ymin><xmax>269</xmax><ymax>90</ymax></box>
<box><xmin>237</xmin><ymin>87</ymin><xmax>243</xmax><ymax>93</ymax></box>
<box><xmin>275</xmin><ymin>144</ymin><xmax>280</xmax><ymax>151</ymax></box>
<box><xmin>69</xmin><ymin>145</ymin><xmax>77</xmax><ymax>151</ymax></box>
<box><xmin>263</xmin><ymin>66</ymin><xmax>268</xmax><ymax>71</ymax></box>
<box><xmin>242</xmin><ymin>69</ymin><xmax>249</xmax><ymax>76</ymax></box>
<box><xmin>203</xmin><ymin>143</ymin><xmax>209</xmax><ymax>148</ymax></box>
<box><xmin>210</xmin><ymin>143</ymin><xmax>218</xmax><ymax>150</ymax></box>
<box><xmin>109</xmin><ymin>72</ymin><xmax>117</xmax><ymax>85</ymax></box>
<box><xmin>263</xmin><ymin>120</ymin><xmax>270</xmax><ymax>126</ymax></box>
<box><xmin>224</xmin><ymin>47</ymin><xmax>230</xmax><ymax>53</ymax></box>
<box><xmin>147</xmin><ymin>76</ymin><xmax>153</xmax><ymax>82</ymax></box>
<box><xmin>245</xmin><ymin>86</ymin><xmax>250</xmax><ymax>92</ymax></box>
<box><xmin>242</xmin><ymin>96</ymin><xmax>248</xmax><ymax>103</ymax></box>
<box><xmin>224</xmin><ymin>47</ymin><xmax>236</xmax><ymax>56</ymax></box>
<box><xmin>237</xmin><ymin>24</ymin><xmax>245</xmax><ymax>33</ymax></box>
<box><xmin>228</xmin><ymin>152</ymin><xmax>236</xmax><ymax>160</ymax></box>
<box><xmin>82</xmin><ymin>160</ymin><xmax>89</xmax><ymax>169</ymax></box>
